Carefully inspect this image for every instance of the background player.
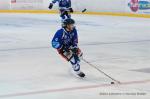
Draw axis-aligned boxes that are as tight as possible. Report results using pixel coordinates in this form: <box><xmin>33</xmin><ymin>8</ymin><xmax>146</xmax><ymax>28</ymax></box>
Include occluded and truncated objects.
<box><xmin>51</xmin><ymin>18</ymin><xmax>85</xmax><ymax>78</ymax></box>
<box><xmin>48</xmin><ymin>0</ymin><xmax>74</xmax><ymax>22</ymax></box>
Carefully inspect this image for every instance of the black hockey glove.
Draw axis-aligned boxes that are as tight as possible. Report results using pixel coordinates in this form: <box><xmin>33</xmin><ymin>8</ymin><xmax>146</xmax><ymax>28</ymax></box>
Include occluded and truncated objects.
<box><xmin>48</xmin><ymin>3</ymin><xmax>53</xmax><ymax>9</ymax></box>
<box><xmin>69</xmin><ymin>8</ymin><xmax>74</xmax><ymax>13</ymax></box>
<box><xmin>71</xmin><ymin>48</ymin><xmax>78</xmax><ymax>55</ymax></box>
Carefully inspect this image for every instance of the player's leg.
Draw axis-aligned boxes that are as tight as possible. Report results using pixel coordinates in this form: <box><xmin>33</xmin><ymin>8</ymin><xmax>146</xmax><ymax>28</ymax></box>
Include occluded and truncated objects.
<box><xmin>60</xmin><ymin>9</ymin><xmax>67</xmax><ymax>22</ymax></box>
<box><xmin>69</xmin><ymin>55</ymin><xmax>85</xmax><ymax>77</ymax></box>
<box><xmin>70</xmin><ymin>55</ymin><xmax>80</xmax><ymax>71</ymax></box>
<box><xmin>65</xmin><ymin>11</ymin><xmax>71</xmax><ymax>19</ymax></box>
<box><xmin>57</xmin><ymin>48</ymin><xmax>85</xmax><ymax>77</ymax></box>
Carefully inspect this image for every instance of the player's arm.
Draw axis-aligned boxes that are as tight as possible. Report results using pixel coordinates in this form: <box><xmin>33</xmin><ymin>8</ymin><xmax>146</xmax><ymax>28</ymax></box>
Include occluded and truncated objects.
<box><xmin>70</xmin><ymin>28</ymin><xmax>79</xmax><ymax>52</ymax></box>
<box><xmin>71</xmin><ymin>28</ymin><xmax>83</xmax><ymax>57</ymax></box>
<box><xmin>48</xmin><ymin>0</ymin><xmax>59</xmax><ymax>9</ymax></box>
<box><xmin>72</xmin><ymin>28</ymin><xmax>78</xmax><ymax>48</ymax></box>
<box><xmin>51</xmin><ymin>30</ymin><xmax>63</xmax><ymax>50</ymax></box>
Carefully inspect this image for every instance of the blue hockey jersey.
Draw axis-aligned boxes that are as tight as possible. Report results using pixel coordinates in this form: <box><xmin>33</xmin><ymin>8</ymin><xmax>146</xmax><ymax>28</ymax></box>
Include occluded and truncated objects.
<box><xmin>52</xmin><ymin>28</ymin><xmax>78</xmax><ymax>49</ymax></box>
<box><xmin>52</xmin><ymin>0</ymin><xmax>71</xmax><ymax>9</ymax></box>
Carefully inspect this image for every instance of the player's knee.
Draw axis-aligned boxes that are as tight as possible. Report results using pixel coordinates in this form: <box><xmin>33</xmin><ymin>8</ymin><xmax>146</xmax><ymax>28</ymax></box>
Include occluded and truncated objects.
<box><xmin>72</xmin><ymin>64</ymin><xmax>80</xmax><ymax>71</ymax></box>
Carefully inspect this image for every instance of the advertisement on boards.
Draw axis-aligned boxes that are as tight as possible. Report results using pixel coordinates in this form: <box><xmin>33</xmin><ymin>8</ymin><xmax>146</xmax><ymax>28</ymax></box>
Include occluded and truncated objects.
<box><xmin>11</xmin><ymin>0</ymin><xmax>44</xmax><ymax>10</ymax></box>
<box><xmin>127</xmin><ymin>0</ymin><xmax>150</xmax><ymax>14</ymax></box>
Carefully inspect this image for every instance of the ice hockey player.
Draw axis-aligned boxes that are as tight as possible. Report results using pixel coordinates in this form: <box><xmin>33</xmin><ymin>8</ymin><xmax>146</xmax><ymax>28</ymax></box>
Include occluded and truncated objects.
<box><xmin>49</xmin><ymin>0</ymin><xmax>73</xmax><ymax>22</ymax></box>
<box><xmin>48</xmin><ymin>0</ymin><xmax>73</xmax><ymax>22</ymax></box>
<box><xmin>51</xmin><ymin>18</ymin><xmax>85</xmax><ymax>78</ymax></box>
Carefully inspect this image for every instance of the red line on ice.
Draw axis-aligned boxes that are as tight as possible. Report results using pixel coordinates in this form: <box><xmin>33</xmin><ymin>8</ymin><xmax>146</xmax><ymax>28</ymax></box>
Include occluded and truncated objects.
<box><xmin>0</xmin><ymin>79</ymin><xmax>150</xmax><ymax>98</ymax></box>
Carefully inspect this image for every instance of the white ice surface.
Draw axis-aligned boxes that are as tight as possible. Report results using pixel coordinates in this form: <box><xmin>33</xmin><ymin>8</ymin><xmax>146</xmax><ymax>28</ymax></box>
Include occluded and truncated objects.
<box><xmin>0</xmin><ymin>13</ymin><xmax>150</xmax><ymax>99</ymax></box>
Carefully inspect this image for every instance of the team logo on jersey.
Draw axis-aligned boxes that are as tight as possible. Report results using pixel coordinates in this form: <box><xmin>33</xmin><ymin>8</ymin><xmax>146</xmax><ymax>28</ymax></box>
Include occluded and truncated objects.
<box><xmin>128</xmin><ymin>0</ymin><xmax>150</xmax><ymax>12</ymax></box>
<box><xmin>55</xmin><ymin>38</ymin><xmax>58</xmax><ymax>41</ymax></box>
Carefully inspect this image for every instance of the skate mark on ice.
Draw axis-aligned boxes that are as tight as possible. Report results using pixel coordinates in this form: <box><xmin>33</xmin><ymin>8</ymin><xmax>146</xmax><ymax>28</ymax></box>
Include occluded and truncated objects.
<box><xmin>82</xmin><ymin>39</ymin><xmax>150</xmax><ymax>46</ymax></box>
<box><xmin>131</xmin><ymin>68</ymin><xmax>150</xmax><ymax>74</ymax></box>
<box><xmin>0</xmin><ymin>39</ymin><xmax>150</xmax><ymax>52</ymax></box>
<box><xmin>0</xmin><ymin>46</ymin><xmax>49</xmax><ymax>52</ymax></box>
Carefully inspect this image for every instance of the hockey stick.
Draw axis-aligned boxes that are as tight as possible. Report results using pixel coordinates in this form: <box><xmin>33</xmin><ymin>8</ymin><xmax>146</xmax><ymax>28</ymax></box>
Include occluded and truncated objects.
<box><xmin>82</xmin><ymin>58</ymin><xmax>121</xmax><ymax>84</ymax></box>
<box><xmin>64</xmin><ymin>8</ymin><xmax>87</xmax><ymax>13</ymax></box>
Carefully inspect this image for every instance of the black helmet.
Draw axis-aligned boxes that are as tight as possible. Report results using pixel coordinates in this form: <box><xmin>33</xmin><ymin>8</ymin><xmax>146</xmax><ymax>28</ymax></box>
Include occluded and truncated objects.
<box><xmin>62</xmin><ymin>18</ymin><xmax>75</xmax><ymax>27</ymax></box>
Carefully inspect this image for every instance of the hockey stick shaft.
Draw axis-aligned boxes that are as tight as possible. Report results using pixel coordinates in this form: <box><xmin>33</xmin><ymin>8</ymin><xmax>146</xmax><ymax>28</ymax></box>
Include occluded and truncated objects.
<box><xmin>63</xmin><ymin>8</ymin><xmax>87</xmax><ymax>13</ymax></box>
<box><xmin>82</xmin><ymin>58</ymin><xmax>121</xmax><ymax>84</ymax></box>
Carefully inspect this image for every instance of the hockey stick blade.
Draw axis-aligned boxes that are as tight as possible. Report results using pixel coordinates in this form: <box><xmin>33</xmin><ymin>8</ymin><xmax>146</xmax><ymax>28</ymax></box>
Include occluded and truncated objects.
<box><xmin>82</xmin><ymin>8</ymin><xmax>87</xmax><ymax>13</ymax></box>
